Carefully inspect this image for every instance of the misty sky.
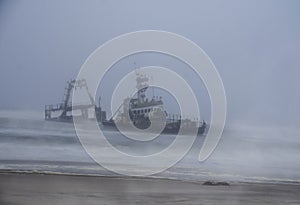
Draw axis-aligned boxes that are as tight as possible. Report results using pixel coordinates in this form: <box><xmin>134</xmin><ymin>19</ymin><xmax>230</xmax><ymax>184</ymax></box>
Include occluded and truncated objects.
<box><xmin>0</xmin><ymin>0</ymin><xmax>300</xmax><ymax>126</ymax></box>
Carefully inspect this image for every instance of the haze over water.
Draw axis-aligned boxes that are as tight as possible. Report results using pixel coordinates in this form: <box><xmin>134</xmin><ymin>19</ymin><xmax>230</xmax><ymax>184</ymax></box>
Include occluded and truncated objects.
<box><xmin>0</xmin><ymin>0</ymin><xmax>300</xmax><ymax>183</ymax></box>
<box><xmin>0</xmin><ymin>110</ymin><xmax>299</xmax><ymax>183</ymax></box>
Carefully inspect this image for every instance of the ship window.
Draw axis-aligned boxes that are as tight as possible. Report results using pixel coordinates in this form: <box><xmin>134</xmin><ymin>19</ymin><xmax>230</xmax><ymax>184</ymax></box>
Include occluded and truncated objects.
<box><xmin>138</xmin><ymin>110</ymin><xmax>140</xmax><ymax>114</ymax></box>
<box><xmin>141</xmin><ymin>110</ymin><xmax>144</xmax><ymax>113</ymax></box>
<box><xmin>148</xmin><ymin>109</ymin><xmax>150</xmax><ymax>112</ymax></box>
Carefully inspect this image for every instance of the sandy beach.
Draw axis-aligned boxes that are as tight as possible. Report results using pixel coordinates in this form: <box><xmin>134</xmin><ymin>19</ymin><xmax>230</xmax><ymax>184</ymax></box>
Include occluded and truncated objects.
<box><xmin>0</xmin><ymin>172</ymin><xmax>299</xmax><ymax>205</ymax></box>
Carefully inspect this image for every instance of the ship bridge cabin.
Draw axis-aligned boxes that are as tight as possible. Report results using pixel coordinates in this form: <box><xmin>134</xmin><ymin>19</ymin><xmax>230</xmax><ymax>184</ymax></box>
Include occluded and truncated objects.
<box><xmin>129</xmin><ymin>96</ymin><xmax>166</xmax><ymax>117</ymax></box>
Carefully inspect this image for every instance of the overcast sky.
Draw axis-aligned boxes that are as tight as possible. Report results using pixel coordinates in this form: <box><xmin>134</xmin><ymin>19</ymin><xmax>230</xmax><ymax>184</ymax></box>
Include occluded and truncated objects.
<box><xmin>0</xmin><ymin>0</ymin><xmax>299</xmax><ymax>126</ymax></box>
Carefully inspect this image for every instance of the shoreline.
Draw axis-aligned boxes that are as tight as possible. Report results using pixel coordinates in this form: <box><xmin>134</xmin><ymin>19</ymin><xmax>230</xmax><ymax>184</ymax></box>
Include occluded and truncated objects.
<box><xmin>0</xmin><ymin>172</ymin><xmax>300</xmax><ymax>205</ymax></box>
<box><xmin>0</xmin><ymin>169</ymin><xmax>300</xmax><ymax>186</ymax></box>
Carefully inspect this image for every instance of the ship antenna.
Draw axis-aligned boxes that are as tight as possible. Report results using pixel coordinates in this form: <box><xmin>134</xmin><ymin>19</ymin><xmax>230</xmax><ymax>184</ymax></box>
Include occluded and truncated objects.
<box><xmin>151</xmin><ymin>76</ymin><xmax>155</xmax><ymax>98</ymax></box>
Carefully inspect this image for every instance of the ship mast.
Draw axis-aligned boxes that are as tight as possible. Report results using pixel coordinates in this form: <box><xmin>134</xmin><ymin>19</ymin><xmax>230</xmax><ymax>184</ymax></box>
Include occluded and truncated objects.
<box><xmin>136</xmin><ymin>73</ymin><xmax>149</xmax><ymax>104</ymax></box>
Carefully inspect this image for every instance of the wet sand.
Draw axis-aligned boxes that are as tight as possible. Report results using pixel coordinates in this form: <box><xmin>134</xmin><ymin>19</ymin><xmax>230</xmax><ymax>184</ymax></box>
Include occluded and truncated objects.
<box><xmin>0</xmin><ymin>173</ymin><xmax>299</xmax><ymax>205</ymax></box>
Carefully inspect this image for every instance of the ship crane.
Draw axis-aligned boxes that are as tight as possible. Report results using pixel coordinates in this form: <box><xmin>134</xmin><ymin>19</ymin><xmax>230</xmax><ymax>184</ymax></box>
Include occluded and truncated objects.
<box><xmin>45</xmin><ymin>79</ymin><xmax>95</xmax><ymax>120</ymax></box>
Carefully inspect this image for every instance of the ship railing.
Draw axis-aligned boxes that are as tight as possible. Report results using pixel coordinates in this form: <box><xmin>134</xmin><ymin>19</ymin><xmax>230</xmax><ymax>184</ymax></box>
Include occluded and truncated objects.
<box><xmin>45</xmin><ymin>103</ymin><xmax>63</xmax><ymax>112</ymax></box>
<box><xmin>45</xmin><ymin>102</ymin><xmax>95</xmax><ymax>111</ymax></box>
<box><xmin>166</xmin><ymin>115</ymin><xmax>203</xmax><ymax>124</ymax></box>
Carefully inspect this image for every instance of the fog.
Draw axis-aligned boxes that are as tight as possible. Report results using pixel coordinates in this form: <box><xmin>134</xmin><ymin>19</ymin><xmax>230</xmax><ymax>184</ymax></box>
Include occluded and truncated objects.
<box><xmin>0</xmin><ymin>1</ymin><xmax>300</xmax><ymax>126</ymax></box>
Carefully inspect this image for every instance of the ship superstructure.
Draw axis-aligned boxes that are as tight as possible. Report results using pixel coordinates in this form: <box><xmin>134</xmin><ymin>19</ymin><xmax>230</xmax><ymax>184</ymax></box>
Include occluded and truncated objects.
<box><xmin>102</xmin><ymin>72</ymin><xmax>206</xmax><ymax>135</ymax></box>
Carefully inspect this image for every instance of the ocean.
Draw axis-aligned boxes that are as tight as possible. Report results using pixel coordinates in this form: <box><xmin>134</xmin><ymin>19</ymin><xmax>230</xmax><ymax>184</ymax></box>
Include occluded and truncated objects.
<box><xmin>0</xmin><ymin>109</ymin><xmax>300</xmax><ymax>184</ymax></box>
